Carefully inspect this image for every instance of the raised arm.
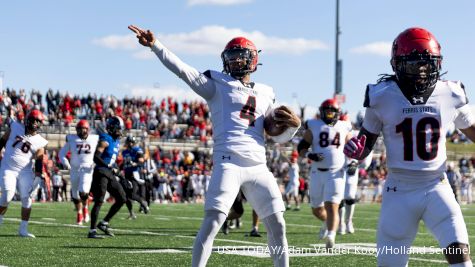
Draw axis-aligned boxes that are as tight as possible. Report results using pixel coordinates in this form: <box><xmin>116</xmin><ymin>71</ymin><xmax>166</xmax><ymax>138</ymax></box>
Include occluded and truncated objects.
<box><xmin>128</xmin><ymin>25</ymin><xmax>216</xmax><ymax>100</ymax></box>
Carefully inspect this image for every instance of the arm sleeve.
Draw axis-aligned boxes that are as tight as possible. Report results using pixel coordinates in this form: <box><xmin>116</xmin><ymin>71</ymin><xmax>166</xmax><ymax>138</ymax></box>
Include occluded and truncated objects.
<box><xmin>151</xmin><ymin>42</ymin><xmax>216</xmax><ymax>100</ymax></box>
<box><xmin>454</xmin><ymin>104</ymin><xmax>475</xmax><ymax>130</ymax></box>
<box><xmin>361</xmin><ymin>108</ymin><xmax>383</xmax><ymax>134</ymax></box>
<box><xmin>58</xmin><ymin>141</ymin><xmax>71</xmax><ymax>170</ymax></box>
<box><xmin>94</xmin><ymin>150</ymin><xmax>109</xmax><ymax>167</ymax></box>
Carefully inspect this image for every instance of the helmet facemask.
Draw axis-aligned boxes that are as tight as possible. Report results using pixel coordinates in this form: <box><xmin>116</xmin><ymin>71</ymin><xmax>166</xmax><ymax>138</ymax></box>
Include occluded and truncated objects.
<box><xmin>221</xmin><ymin>48</ymin><xmax>258</xmax><ymax>79</ymax></box>
<box><xmin>392</xmin><ymin>50</ymin><xmax>442</xmax><ymax>95</ymax></box>
<box><xmin>26</xmin><ymin>117</ymin><xmax>42</xmax><ymax>134</ymax></box>
<box><xmin>76</xmin><ymin>126</ymin><xmax>89</xmax><ymax>140</ymax></box>
<box><xmin>320</xmin><ymin>107</ymin><xmax>340</xmax><ymax>126</ymax></box>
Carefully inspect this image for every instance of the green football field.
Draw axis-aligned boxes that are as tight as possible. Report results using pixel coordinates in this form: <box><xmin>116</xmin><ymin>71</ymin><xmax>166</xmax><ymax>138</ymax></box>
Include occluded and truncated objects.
<box><xmin>0</xmin><ymin>201</ymin><xmax>473</xmax><ymax>266</ymax></box>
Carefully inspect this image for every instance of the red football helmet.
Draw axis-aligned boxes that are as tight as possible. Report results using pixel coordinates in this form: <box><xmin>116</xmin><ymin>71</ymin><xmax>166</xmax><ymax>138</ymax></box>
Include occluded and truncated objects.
<box><xmin>76</xmin><ymin>119</ymin><xmax>90</xmax><ymax>139</ymax></box>
<box><xmin>319</xmin><ymin>99</ymin><xmax>340</xmax><ymax>126</ymax></box>
<box><xmin>26</xmin><ymin>109</ymin><xmax>44</xmax><ymax>132</ymax></box>
<box><xmin>221</xmin><ymin>37</ymin><xmax>258</xmax><ymax>78</ymax></box>
<box><xmin>391</xmin><ymin>27</ymin><xmax>442</xmax><ymax>94</ymax></box>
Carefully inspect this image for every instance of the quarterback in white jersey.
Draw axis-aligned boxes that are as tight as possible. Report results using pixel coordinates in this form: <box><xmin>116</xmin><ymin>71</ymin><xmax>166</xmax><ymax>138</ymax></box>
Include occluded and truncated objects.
<box><xmin>344</xmin><ymin>28</ymin><xmax>475</xmax><ymax>266</ymax></box>
<box><xmin>0</xmin><ymin>110</ymin><xmax>48</xmax><ymax>238</ymax></box>
<box><xmin>59</xmin><ymin>120</ymin><xmax>98</xmax><ymax>225</ymax></box>
<box><xmin>298</xmin><ymin>99</ymin><xmax>352</xmax><ymax>249</ymax></box>
<box><xmin>129</xmin><ymin>25</ymin><xmax>301</xmax><ymax>267</ymax></box>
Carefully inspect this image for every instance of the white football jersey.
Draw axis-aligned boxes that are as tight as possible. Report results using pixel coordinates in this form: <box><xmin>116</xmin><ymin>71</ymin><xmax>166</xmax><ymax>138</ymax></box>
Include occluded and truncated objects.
<box><xmin>1</xmin><ymin>121</ymin><xmax>48</xmax><ymax>172</ymax></box>
<box><xmin>59</xmin><ymin>134</ymin><xmax>99</xmax><ymax>168</ymax></box>
<box><xmin>151</xmin><ymin>44</ymin><xmax>278</xmax><ymax>165</ymax></box>
<box><xmin>362</xmin><ymin>79</ymin><xmax>473</xmax><ymax>176</ymax></box>
<box><xmin>307</xmin><ymin>119</ymin><xmax>352</xmax><ymax>169</ymax></box>
<box><xmin>289</xmin><ymin>162</ymin><xmax>300</xmax><ymax>186</ymax></box>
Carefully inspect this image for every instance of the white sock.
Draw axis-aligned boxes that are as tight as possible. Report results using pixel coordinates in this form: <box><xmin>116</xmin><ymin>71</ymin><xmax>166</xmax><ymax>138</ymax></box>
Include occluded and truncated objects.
<box><xmin>345</xmin><ymin>204</ymin><xmax>355</xmax><ymax>224</ymax></box>
<box><xmin>327</xmin><ymin>231</ymin><xmax>336</xmax><ymax>239</ymax></box>
<box><xmin>192</xmin><ymin>210</ymin><xmax>227</xmax><ymax>267</ymax></box>
<box><xmin>339</xmin><ymin>207</ymin><xmax>345</xmax><ymax>230</ymax></box>
<box><xmin>262</xmin><ymin>212</ymin><xmax>289</xmax><ymax>267</ymax></box>
<box><xmin>20</xmin><ymin>220</ymin><xmax>28</xmax><ymax>232</ymax></box>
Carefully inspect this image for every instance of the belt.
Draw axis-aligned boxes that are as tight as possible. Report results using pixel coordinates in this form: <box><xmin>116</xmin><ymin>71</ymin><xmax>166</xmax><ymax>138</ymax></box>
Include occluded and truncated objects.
<box><xmin>317</xmin><ymin>168</ymin><xmax>329</xmax><ymax>172</ymax></box>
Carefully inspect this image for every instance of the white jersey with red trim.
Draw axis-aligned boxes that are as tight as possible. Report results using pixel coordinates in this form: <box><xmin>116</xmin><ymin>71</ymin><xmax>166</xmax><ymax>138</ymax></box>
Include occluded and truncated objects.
<box><xmin>362</xmin><ymin>79</ymin><xmax>474</xmax><ymax>177</ymax></box>
<box><xmin>307</xmin><ymin>118</ymin><xmax>352</xmax><ymax>169</ymax></box>
<box><xmin>151</xmin><ymin>42</ymin><xmax>277</xmax><ymax>164</ymax></box>
<box><xmin>60</xmin><ymin>134</ymin><xmax>99</xmax><ymax>168</ymax></box>
<box><xmin>1</xmin><ymin>121</ymin><xmax>48</xmax><ymax>172</ymax></box>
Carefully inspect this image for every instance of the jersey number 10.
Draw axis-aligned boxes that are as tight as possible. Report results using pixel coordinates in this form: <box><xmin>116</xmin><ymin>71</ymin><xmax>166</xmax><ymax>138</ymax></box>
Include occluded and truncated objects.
<box><xmin>396</xmin><ymin>117</ymin><xmax>440</xmax><ymax>161</ymax></box>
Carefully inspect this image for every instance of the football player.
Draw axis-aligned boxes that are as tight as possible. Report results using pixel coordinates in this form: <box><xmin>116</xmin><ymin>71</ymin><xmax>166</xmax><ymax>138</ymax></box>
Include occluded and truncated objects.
<box><xmin>88</xmin><ymin>116</ymin><xmax>127</xmax><ymax>238</ymax></box>
<box><xmin>0</xmin><ymin>110</ymin><xmax>48</xmax><ymax>238</ymax></box>
<box><xmin>129</xmin><ymin>25</ymin><xmax>301</xmax><ymax>267</ymax></box>
<box><xmin>59</xmin><ymin>119</ymin><xmax>99</xmax><ymax>225</ymax></box>
<box><xmin>344</xmin><ymin>27</ymin><xmax>474</xmax><ymax>266</ymax></box>
<box><xmin>283</xmin><ymin>156</ymin><xmax>300</xmax><ymax>211</ymax></box>
<box><xmin>121</xmin><ymin>135</ymin><xmax>149</xmax><ymax>219</ymax></box>
<box><xmin>297</xmin><ymin>99</ymin><xmax>352</xmax><ymax>249</ymax></box>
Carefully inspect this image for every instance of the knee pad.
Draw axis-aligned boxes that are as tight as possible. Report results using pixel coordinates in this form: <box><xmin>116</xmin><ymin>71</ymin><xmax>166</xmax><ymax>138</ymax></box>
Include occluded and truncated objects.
<box><xmin>21</xmin><ymin>197</ymin><xmax>32</xmax><ymax>208</ymax></box>
<box><xmin>445</xmin><ymin>242</ymin><xmax>470</xmax><ymax>264</ymax></box>
<box><xmin>345</xmin><ymin>199</ymin><xmax>356</xmax><ymax>205</ymax></box>
<box><xmin>338</xmin><ymin>200</ymin><xmax>345</xmax><ymax>209</ymax></box>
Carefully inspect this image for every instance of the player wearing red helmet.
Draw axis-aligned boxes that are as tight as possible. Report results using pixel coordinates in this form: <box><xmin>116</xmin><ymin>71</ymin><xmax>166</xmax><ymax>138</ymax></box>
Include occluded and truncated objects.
<box><xmin>59</xmin><ymin>119</ymin><xmax>99</xmax><ymax>226</ymax></box>
<box><xmin>0</xmin><ymin>109</ymin><xmax>48</xmax><ymax>238</ymax></box>
<box><xmin>129</xmin><ymin>24</ymin><xmax>301</xmax><ymax>267</ymax></box>
<box><xmin>344</xmin><ymin>27</ymin><xmax>474</xmax><ymax>266</ymax></box>
<box><xmin>297</xmin><ymin>99</ymin><xmax>352</xmax><ymax>249</ymax></box>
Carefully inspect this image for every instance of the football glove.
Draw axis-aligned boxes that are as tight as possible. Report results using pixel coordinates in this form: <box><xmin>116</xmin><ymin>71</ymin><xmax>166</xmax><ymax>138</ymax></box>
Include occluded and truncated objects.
<box><xmin>306</xmin><ymin>152</ymin><xmax>324</xmax><ymax>162</ymax></box>
<box><xmin>344</xmin><ymin>135</ymin><xmax>366</xmax><ymax>159</ymax></box>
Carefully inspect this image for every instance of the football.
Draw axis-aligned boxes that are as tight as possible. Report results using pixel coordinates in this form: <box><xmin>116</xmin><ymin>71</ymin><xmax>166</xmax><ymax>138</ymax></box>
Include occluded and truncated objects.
<box><xmin>264</xmin><ymin>112</ymin><xmax>288</xmax><ymax>136</ymax></box>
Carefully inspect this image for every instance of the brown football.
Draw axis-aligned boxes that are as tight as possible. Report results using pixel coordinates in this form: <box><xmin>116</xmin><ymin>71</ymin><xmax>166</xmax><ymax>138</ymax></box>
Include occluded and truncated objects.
<box><xmin>264</xmin><ymin>113</ymin><xmax>288</xmax><ymax>136</ymax></box>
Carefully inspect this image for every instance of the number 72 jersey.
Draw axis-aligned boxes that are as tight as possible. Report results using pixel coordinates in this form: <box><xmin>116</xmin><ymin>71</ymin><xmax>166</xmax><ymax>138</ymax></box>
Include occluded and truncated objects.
<box><xmin>362</xmin><ymin>79</ymin><xmax>473</xmax><ymax>172</ymax></box>
<box><xmin>60</xmin><ymin>134</ymin><xmax>99</xmax><ymax>168</ymax></box>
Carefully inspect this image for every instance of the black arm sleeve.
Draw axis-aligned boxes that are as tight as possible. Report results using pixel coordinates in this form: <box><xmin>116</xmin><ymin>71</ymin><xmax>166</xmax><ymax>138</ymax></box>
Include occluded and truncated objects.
<box><xmin>297</xmin><ymin>139</ymin><xmax>311</xmax><ymax>154</ymax></box>
<box><xmin>35</xmin><ymin>158</ymin><xmax>43</xmax><ymax>175</ymax></box>
<box><xmin>94</xmin><ymin>150</ymin><xmax>109</xmax><ymax>167</ymax></box>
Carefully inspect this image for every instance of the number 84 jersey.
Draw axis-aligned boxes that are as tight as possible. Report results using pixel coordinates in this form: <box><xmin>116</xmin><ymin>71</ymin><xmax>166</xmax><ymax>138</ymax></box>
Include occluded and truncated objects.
<box><xmin>60</xmin><ymin>134</ymin><xmax>99</xmax><ymax>168</ymax></box>
<box><xmin>2</xmin><ymin>121</ymin><xmax>48</xmax><ymax>172</ymax></box>
<box><xmin>362</xmin><ymin>79</ymin><xmax>474</xmax><ymax>173</ymax></box>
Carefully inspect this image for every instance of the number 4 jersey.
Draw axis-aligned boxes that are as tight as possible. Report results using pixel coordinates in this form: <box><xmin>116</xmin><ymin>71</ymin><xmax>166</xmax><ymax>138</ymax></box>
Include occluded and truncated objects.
<box><xmin>59</xmin><ymin>134</ymin><xmax>99</xmax><ymax>169</ymax></box>
<box><xmin>362</xmin><ymin>79</ymin><xmax>474</xmax><ymax>176</ymax></box>
<box><xmin>2</xmin><ymin>121</ymin><xmax>48</xmax><ymax>172</ymax></box>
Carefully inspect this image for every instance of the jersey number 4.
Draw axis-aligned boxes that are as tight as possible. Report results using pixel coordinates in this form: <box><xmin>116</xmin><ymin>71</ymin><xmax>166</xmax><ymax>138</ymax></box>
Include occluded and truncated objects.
<box><xmin>12</xmin><ymin>135</ymin><xmax>31</xmax><ymax>153</ymax></box>
<box><xmin>240</xmin><ymin>96</ymin><xmax>256</xmax><ymax>126</ymax></box>
<box><xmin>396</xmin><ymin>117</ymin><xmax>440</xmax><ymax>161</ymax></box>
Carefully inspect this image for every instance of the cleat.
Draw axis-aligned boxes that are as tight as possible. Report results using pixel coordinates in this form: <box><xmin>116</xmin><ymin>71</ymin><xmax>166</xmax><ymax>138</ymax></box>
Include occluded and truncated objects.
<box><xmin>228</xmin><ymin>220</ymin><xmax>235</xmax><ymax>229</ymax></box>
<box><xmin>346</xmin><ymin>222</ymin><xmax>355</xmax><ymax>234</ymax></box>
<box><xmin>127</xmin><ymin>214</ymin><xmax>137</xmax><ymax>220</ymax></box>
<box><xmin>19</xmin><ymin>231</ymin><xmax>35</xmax><ymax>238</ymax></box>
<box><xmin>88</xmin><ymin>230</ymin><xmax>104</xmax><ymax>239</ymax></box>
<box><xmin>249</xmin><ymin>229</ymin><xmax>262</xmax><ymax>237</ymax></box>
<box><xmin>77</xmin><ymin>213</ymin><xmax>84</xmax><ymax>225</ymax></box>
<box><xmin>236</xmin><ymin>218</ymin><xmax>242</xmax><ymax>229</ymax></box>
<box><xmin>337</xmin><ymin>225</ymin><xmax>346</xmax><ymax>235</ymax></box>
<box><xmin>221</xmin><ymin>220</ymin><xmax>229</xmax><ymax>235</ymax></box>
<box><xmin>319</xmin><ymin>227</ymin><xmax>328</xmax><ymax>240</ymax></box>
<box><xmin>97</xmin><ymin>222</ymin><xmax>115</xmax><ymax>237</ymax></box>
<box><xmin>293</xmin><ymin>206</ymin><xmax>300</xmax><ymax>211</ymax></box>
<box><xmin>325</xmin><ymin>235</ymin><xmax>335</xmax><ymax>249</ymax></box>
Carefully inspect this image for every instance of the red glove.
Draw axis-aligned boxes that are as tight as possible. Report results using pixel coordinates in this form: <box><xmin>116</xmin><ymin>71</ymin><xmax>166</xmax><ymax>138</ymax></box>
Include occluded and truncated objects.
<box><xmin>344</xmin><ymin>135</ymin><xmax>367</xmax><ymax>159</ymax></box>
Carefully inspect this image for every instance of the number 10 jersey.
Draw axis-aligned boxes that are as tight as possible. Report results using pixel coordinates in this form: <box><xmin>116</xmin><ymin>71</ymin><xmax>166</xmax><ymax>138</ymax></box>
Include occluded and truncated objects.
<box><xmin>362</xmin><ymin>79</ymin><xmax>474</xmax><ymax>176</ymax></box>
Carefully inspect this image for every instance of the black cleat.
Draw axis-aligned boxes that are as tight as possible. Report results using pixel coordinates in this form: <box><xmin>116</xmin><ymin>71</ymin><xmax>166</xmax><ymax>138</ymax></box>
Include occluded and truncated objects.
<box><xmin>221</xmin><ymin>220</ymin><xmax>229</xmax><ymax>235</ymax></box>
<box><xmin>97</xmin><ymin>222</ymin><xmax>115</xmax><ymax>237</ymax></box>
<box><xmin>88</xmin><ymin>230</ymin><xmax>105</xmax><ymax>239</ymax></box>
<box><xmin>249</xmin><ymin>229</ymin><xmax>262</xmax><ymax>237</ymax></box>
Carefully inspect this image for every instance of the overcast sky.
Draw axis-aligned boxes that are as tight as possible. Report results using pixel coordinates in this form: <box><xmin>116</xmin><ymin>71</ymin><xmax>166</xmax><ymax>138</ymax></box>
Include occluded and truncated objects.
<box><xmin>1</xmin><ymin>0</ymin><xmax>474</xmax><ymax>120</ymax></box>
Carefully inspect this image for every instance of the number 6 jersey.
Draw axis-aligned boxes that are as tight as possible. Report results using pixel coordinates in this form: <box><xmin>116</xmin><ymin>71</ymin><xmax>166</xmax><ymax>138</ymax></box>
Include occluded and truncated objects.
<box><xmin>2</xmin><ymin>121</ymin><xmax>48</xmax><ymax>172</ymax></box>
<box><xmin>362</xmin><ymin>79</ymin><xmax>474</xmax><ymax>177</ymax></box>
<box><xmin>59</xmin><ymin>133</ymin><xmax>99</xmax><ymax>169</ymax></box>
